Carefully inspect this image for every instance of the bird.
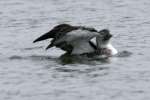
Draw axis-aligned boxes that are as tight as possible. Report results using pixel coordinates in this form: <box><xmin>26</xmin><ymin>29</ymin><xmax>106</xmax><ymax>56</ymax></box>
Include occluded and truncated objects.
<box><xmin>33</xmin><ymin>24</ymin><xmax>118</xmax><ymax>57</ymax></box>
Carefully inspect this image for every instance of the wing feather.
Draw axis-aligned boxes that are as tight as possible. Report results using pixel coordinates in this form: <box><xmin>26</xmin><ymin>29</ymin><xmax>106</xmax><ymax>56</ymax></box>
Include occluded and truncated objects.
<box><xmin>52</xmin><ymin>29</ymin><xmax>99</xmax><ymax>54</ymax></box>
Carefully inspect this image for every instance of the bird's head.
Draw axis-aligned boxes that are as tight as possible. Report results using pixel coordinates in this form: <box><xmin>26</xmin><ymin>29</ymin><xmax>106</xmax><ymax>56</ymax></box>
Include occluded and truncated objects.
<box><xmin>96</xmin><ymin>29</ymin><xmax>112</xmax><ymax>48</ymax></box>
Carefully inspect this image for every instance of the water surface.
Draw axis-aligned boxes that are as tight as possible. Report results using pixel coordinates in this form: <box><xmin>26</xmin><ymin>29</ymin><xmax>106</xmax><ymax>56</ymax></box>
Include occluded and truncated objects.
<box><xmin>0</xmin><ymin>0</ymin><xmax>150</xmax><ymax>100</ymax></box>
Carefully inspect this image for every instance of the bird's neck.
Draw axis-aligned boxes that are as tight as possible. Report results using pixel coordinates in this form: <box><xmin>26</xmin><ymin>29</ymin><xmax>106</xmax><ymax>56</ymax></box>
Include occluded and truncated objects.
<box><xmin>96</xmin><ymin>37</ymin><xmax>109</xmax><ymax>49</ymax></box>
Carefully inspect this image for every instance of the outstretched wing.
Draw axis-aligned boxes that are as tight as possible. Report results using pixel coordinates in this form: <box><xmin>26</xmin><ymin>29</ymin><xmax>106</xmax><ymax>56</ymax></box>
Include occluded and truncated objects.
<box><xmin>50</xmin><ymin>29</ymin><xmax>99</xmax><ymax>54</ymax></box>
<box><xmin>33</xmin><ymin>24</ymin><xmax>99</xmax><ymax>55</ymax></box>
<box><xmin>33</xmin><ymin>24</ymin><xmax>77</xmax><ymax>43</ymax></box>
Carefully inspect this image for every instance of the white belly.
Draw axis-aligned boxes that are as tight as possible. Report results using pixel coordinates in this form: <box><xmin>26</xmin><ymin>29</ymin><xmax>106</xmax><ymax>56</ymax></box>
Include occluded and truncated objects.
<box><xmin>107</xmin><ymin>43</ymin><xmax>118</xmax><ymax>56</ymax></box>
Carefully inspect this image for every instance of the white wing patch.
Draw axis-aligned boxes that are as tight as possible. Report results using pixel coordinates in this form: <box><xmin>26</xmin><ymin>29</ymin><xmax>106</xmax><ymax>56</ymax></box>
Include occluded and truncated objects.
<box><xmin>90</xmin><ymin>37</ymin><xmax>97</xmax><ymax>46</ymax></box>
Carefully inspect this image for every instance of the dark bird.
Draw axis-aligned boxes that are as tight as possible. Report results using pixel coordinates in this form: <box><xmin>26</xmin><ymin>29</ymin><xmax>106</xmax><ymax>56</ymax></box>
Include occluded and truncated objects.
<box><xmin>33</xmin><ymin>24</ymin><xmax>118</xmax><ymax>57</ymax></box>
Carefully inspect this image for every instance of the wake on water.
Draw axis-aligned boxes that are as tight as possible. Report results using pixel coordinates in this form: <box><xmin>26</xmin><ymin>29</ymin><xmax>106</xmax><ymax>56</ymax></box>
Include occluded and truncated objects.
<box><xmin>59</xmin><ymin>50</ymin><xmax>132</xmax><ymax>65</ymax></box>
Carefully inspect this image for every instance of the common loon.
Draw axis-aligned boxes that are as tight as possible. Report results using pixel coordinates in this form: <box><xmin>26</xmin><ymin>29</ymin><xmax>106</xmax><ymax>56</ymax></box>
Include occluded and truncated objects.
<box><xmin>33</xmin><ymin>24</ymin><xmax>118</xmax><ymax>57</ymax></box>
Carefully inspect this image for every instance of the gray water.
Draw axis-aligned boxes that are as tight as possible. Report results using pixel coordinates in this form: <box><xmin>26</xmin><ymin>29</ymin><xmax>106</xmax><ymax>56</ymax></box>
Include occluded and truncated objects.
<box><xmin>0</xmin><ymin>0</ymin><xmax>150</xmax><ymax>100</ymax></box>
